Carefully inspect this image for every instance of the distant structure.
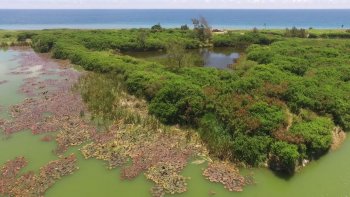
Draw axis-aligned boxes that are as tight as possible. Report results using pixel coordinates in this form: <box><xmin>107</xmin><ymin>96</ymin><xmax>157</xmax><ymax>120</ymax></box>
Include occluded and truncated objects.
<box><xmin>212</xmin><ymin>29</ymin><xmax>224</xmax><ymax>33</ymax></box>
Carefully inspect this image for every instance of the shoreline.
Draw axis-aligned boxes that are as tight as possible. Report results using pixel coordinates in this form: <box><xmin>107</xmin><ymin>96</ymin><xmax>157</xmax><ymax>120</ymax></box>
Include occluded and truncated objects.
<box><xmin>0</xmin><ymin>46</ymin><xmax>252</xmax><ymax>196</ymax></box>
<box><xmin>0</xmin><ymin>26</ymin><xmax>348</xmax><ymax>31</ymax></box>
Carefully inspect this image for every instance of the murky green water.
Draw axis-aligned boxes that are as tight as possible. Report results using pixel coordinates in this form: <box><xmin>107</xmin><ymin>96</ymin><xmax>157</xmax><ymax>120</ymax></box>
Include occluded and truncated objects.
<box><xmin>1</xmin><ymin>48</ymin><xmax>350</xmax><ymax>197</ymax></box>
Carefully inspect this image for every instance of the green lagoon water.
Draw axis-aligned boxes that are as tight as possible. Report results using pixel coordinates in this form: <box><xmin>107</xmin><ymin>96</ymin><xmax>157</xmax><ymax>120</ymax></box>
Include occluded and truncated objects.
<box><xmin>1</xmin><ymin>48</ymin><xmax>350</xmax><ymax>197</ymax></box>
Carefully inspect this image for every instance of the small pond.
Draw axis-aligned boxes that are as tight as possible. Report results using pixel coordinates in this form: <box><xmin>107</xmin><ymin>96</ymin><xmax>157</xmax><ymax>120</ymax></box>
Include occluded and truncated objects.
<box><xmin>124</xmin><ymin>47</ymin><xmax>240</xmax><ymax>69</ymax></box>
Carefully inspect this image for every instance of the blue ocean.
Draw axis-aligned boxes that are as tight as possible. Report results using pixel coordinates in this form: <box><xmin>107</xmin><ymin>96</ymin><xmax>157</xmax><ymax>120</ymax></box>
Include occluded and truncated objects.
<box><xmin>0</xmin><ymin>9</ymin><xmax>349</xmax><ymax>30</ymax></box>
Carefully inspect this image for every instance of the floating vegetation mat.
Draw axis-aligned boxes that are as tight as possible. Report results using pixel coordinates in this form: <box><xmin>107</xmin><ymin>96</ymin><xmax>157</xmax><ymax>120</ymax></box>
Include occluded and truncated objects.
<box><xmin>80</xmin><ymin>117</ymin><xmax>203</xmax><ymax>196</ymax></box>
<box><xmin>0</xmin><ymin>48</ymin><xmax>96</xmax><ymax>154</ymax></box>
<box><xmin>0</xmin><ymin>48</ymin><xmax>252</xmax><ymax>196</ymax></box>
<box><xmin>145</xmin><ymin>162</ymin><xmax>188</xmax><ymax>197</ymax></box>
<box><xmin>203</xmin><ymin>161</ymin><xmax>254</xmax><ymax>192</ymax></box>
<box><xmin>0</xmin><ymin>154</ymin><xmax>78</xmax><ymax>196</ymax></box>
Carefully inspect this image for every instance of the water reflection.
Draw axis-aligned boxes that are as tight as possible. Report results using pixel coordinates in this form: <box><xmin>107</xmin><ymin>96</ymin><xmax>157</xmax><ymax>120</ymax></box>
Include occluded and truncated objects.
<box><xmin>199</xmin><ymin>48</ymin><xmax>240</xmax><ymax>69</ymax></box>
<box><xmin>124</xmin><ymin>47</ymin><xmax>240</xmax><ymax>69</ymax></box>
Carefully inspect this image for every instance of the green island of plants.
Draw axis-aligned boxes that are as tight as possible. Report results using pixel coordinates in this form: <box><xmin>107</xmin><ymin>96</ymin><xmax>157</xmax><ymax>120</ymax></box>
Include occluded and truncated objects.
<box><xmin>2</xmin><ymin>25</ymin><xmax>349</xmax><ymax>174</ymax></box>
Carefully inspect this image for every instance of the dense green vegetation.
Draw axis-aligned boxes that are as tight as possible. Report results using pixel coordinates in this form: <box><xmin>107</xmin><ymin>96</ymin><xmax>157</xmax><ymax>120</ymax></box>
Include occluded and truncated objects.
<box><xmin>8</xmin><ymin>27</ymin><xmax>349</xmax><ymax>174</ymax></box>
<box><xmin>0</xmin><ymin>31</ymin><xmax>25</xmax><ymax>46</ymax></box>
<box><xmin>269</xmin><ymin>141</ymin><xmax>300</xmax><ymax>173</ymax></box>
<box><xmin>212</xmin><ymin>31</ymin><xmax>279</xmax><ymax>48</ymax></box>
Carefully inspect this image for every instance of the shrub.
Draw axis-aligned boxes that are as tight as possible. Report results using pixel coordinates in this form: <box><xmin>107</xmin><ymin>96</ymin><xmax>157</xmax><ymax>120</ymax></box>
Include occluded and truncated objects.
<box><xmin>247</xmin><ymin>45</ymin><xmax>273</xmax><ymax>64</ymax></box>
<box><xmin>248</xmin><ymin>102</ymin><xmax>286</xmax><ymax>135</ymax></box>
<box><xmin>17</xmin><ymin>32</ymin><xmax>37</xmax><ymax>42</ymax></box>
<box><xmin>320</xmin><ymin>33</ymin><xmax>350</xmax><ymax>39</ymax></box>
<box><xmin>31</xmin><ymin>33</ymin><xmax>57</xmax><ymax>53</ymax></box>
<box><xmin>285</xmin><ymin>27</ymin><xmax>307</xmax><ymax>38</ymax></box>
<box><xmin>212</xmin><ymin>32</ymin><xmax>277</xmax><ymax>48</ymax></box>
<box><xmin>232</xmin><ymin>134</ymin><xmax>272</xmax><ymax>166</ymax></box>
<box><xmin>274</xmin><ymin>58</ymin><xmax>308</xmax><ymax>76</ymax></box>
<box><xmin>290</xmin><ymin>117</ymin><xmax>334</xmax><ymax>156</ymax></box>
<box><xmin>149</xmin><ymin>81</ymin><xmax>205</xmax><ymax>125</ymax></box>
<box><xmin>269</xmin><ymin>141</ymin><xmax>300</xmax><ymax>174</ymax></box>
<box><xmin>151</xmin><ymin>23</ymin><xmax>162</xmax><ymax>32</ymax></box>
<box><xmin>3</xmin><ymin>33</ymin><xmax>12</xmax><ymax>38</ymax></box>
<box><xmin>126</xmin><ymin>70</ymin><xmax>170</xmax><ymax>100</ymax></box>
<box><xmin>181</xmin><ymin>25</ymin><xmax>189</xmax><ymax>31</ymax></box>
<box><xmin>308</xmin><ymin>33</ymin><xmax>318</xmax><ymax>38</ymax></box>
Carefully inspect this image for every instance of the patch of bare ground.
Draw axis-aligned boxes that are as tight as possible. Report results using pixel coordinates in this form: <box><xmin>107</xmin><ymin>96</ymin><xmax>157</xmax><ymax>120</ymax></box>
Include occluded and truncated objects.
<box><xmin>331</xmin><ymin>126</ymin><xmax>346</xmax><ymax>151</ymax></box>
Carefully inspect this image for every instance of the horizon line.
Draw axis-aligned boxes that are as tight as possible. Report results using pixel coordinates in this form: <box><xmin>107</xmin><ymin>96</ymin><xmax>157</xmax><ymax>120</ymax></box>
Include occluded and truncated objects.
<box><xmin>1</xmin><ymin>8</ymin><xmax>350</xmax><ymax>10</ymax></box>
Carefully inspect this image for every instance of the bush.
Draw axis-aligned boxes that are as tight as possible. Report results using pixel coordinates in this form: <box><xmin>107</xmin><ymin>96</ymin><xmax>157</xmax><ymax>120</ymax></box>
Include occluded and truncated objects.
<box><xmin>31</xmin><ymin>33</ymin><xmax>57</xmax><ymax>53</ymax></box>
<box><xmin>247</xmin><ymin>45</ymin><xmax>273</xmax><ymax>64</ymax></box>
<box><xmin>151</xmin><ymin>23</ymin><xmax>162</xmax><ymax>32</ymax></box>
<box><xmin>212</xmin><ymin>32</ymin><xmax>277</xmax><ymax>48</ymax></box>
<box><xmin>17</xmin><ymin>32</ymin><xmax>37</xmax><ymax>42</ymax></box>
<box><xmin>181</xmin><ymin>25</ymin><xmax>189</xmax><ymax>31</ymax></box>
<box><xmin>269</xmin><ymin>141</ymin><xmax>300</xmax><ymax>174</ymax></box>
<box><xmin>3</xmin><ymin>33</ymin><xmax>12</xmax><ymax>38</ymax></box>
<box><xmin>126</xmin><ymin>69</ymin><xmax>172</xmax><ymax>100</ymax></box>
<box><xmin>308</xmin><ymin>33</ymin><xmax>318</xmax><ymax>38</ymax></box>
<box><xmin>149</xmin><ymin>81</ymin><xmax>206</xmax><ymax>125</ymax></box>
<box><xmin>320</xmin><ymin>33</ymin><xmax>350</xmax><ymax>39</ymax></box>
<box><xmin>249</xmin><ymin>101</ymin><xmax>286</xmax><ymax>135</ymax></box>
<box><xmin>274</xmin><ymin>58</ymin><xmax>308</xmax><ymax>76</ymax></box>
<box><xmin>290</xmin><ymin>117</ymin><xmax>334</xmax><ymax>156</ymax></box>
<box><xmin>232</xmin><ymin>134</ymin><xmax>272</xmax><ymax>166</ymax></box>
<box><xmin>285</xmin><ymin>27</ymin><xmax>307</xmax><ymax>38</ymax></box>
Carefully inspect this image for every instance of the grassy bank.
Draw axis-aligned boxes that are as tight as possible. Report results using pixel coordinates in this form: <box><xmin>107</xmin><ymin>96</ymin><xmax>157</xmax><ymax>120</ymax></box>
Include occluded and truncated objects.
<box><xmin>2</xmin><ymin>28</ymin><xmax>349</xmax><ymax>174</ymax></box>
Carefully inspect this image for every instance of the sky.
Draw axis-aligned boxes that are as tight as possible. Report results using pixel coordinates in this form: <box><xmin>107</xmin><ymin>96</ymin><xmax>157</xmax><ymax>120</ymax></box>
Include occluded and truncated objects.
<box><xmin>0</xmin><ymin>0</ymin><xmax>350</xmax><ymax>9</ymax></box>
